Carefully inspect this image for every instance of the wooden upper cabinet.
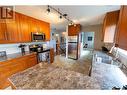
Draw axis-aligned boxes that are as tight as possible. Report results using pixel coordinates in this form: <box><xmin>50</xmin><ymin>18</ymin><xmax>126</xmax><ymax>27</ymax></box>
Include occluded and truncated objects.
<box><xmin>0</xmin><ymin>7</ymin><xmax>7</xmax><ymax>43</ymax></box>
<box><xmin>37</xmin><ymin>20</ymin><xmax>50</xmax><ymax>41</ymax></box>
<box><xmin>115</xmin><ymin>6</ymin><xmax>127</xmax><ymax>50</ymax></box>
<box><xmin>29</xmin><ymin>17</ymin><xmax>38</xmax><ymax>33</ymax></box>
<box><xmin>0</xmin><ymin>20</ymin><xmax>7</xmax><ymax>43</ymax></box>
<box><xmin>5</xmin><ymin>12</ymin><xmax>21</xmax><ymax>43</ymax></box>
<box><xmin>68</xmin><ymin>24</ymin><xmax>81</xmax><ymax>36</ymax></box>
<box><xmin>43</xmin><ymin>23</ymin><xmax>50</xmax><ymax>41</ymax></box>
<box><xmin>0</xmin><ymin>10</ymin><xmax>50</xmax><ymax>44</ymax></box>
<box><xmin>19</xmin><ymin>13</ymin><xmax>31</xmax><ymax>42</ymax></box>
<box><xmin>102</xmin><ymin>10</ymin><xmax>119</xmax><ymax>43</ymax></box>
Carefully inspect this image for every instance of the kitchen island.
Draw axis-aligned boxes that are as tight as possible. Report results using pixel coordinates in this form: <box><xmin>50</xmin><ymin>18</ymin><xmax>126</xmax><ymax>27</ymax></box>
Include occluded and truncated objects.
<box><xmin>9</xmin><ymin>63</ymin><xmax>100</xmax><ymax>89</ymax></box>
<box><xmin>92</xmin><ymin>51</ymin><xmax>127</xmax><ymax>89</ymax></box>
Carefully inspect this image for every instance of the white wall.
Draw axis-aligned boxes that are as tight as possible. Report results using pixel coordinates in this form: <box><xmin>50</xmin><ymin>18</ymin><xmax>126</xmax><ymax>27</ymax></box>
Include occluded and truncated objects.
<box><xmin>50</xmin><ymin>30</ymin><xmax>56</xmax><ymax>52</ymax></box>
<box><xmin>81</xmin><ymin>24</ymin><xmax>103</xmax><ymax>50</ymax></box>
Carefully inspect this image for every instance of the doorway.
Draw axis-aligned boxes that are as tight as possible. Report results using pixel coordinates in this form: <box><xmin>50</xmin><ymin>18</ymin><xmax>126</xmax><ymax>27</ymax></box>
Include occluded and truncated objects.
<box><xmin>81</xmin><ymin>32</ymin><xmax>95</xmax><ymax>56</ymax></box>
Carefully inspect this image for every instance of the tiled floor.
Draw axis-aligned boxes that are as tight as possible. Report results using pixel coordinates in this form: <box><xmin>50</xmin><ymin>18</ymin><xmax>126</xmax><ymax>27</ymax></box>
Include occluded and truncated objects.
<box><xmin>52</xmin><ymin>50</ymin><xmax>93</xmax><ymax>75</ymax></box>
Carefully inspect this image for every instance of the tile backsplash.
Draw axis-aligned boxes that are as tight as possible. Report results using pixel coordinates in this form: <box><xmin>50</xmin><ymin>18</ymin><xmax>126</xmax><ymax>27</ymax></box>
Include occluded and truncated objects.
<box><xmin>117</xmin><ymin>48</ymin><xmax>127</xmax><ymax>65</ymax></box>
<box><xmin>112</xmin><ymin>47</ymin><xmax>127</xmax><ymax>66</ymax></box>
<box><xmin>0</xmin><ymin>42</ymin><xmax>48</xmax><ymax>54</ymax></box>
<box><xmin>0</xmin><ymin>40</ymin><xmax>56</xmax><ymax>55</ymax></box>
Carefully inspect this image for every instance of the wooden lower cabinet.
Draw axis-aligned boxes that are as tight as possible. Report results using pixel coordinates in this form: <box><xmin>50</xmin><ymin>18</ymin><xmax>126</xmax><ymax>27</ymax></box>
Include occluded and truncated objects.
<box><xmin>50</xmin><ymin>48</ymin><xmax>54</xmax><ymax>63</ymax></box>
<box><xmin>0</xmin><ymin>53</ymin><xmax>37</xmax><ymax>89</ymax></box>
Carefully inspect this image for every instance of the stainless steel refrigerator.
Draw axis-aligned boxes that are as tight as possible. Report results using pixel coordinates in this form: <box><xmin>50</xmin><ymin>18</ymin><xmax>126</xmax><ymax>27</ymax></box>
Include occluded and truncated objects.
<box><xmin>68</xmin><ymin>35</ymin><xmax>80</xmax><ymax>60</ymax></box>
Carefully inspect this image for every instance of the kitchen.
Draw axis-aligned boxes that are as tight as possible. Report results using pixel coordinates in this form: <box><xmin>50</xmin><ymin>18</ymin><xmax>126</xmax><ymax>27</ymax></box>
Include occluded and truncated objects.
<box><xmin>0</xmin><ymin>5</ymin><xmax>127</xmax><ymax>90</ymax></box>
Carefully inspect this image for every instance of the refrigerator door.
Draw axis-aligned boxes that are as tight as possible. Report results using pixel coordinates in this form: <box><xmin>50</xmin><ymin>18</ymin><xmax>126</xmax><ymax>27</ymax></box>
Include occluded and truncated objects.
<box><xmin>68</xmin><ymin>36</ymin><xmax>78</xmax><ymax>60</ymax></box>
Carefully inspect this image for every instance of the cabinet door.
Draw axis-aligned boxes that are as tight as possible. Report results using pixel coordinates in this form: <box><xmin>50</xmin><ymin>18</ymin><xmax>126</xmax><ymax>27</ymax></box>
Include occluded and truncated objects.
<box><xmin>0</xmin><ymin>20</ymin><xmax>7</xmax><ymax>43</ymax></box>
<box><xmin>29</xmin><ymin>17</ymin><xmax>38</xmax><ymax>33</ymax></box>
<box><xmin>68</xmin><ymin>24</ymin><xmax>81</xmax><ymax>36</ymax></box>
<box><xmin>115</xmin><ymin>6</ymin><xmax>127</xmax><ymax>50</ymax></box>
<box><xmin>102</xmin><ymin>10</ymin><xmax>119</xmax><ymax>43</ymax></box>
<box><xmin>0</xmin><ymin>53</ymin><xmax>37</xmax><ymax>89</ymax></box>
<box><xmin>40</xmin><ymin>21</ymin><xmax>50</xmax><ymax>41</ymax></box>
<box><xmin>34</xmin><ymin>20</ymin><xmax>50</xmax><ymax>41</ymax></box>
<box><xmin>50</xmin><ymin>48</ymin><xmax>54</xmax><ymax>63</ymax></box>
<box><xmin>19</xmin><ymin>14</ymin><xmax>31</xmax><ymax>42</ymax></box>
<box><xmin>26</xmin><ymin>54</ymin><xmax>37</xmax><ymax>68</ymax></box>
<box><xmin>44</xmin><ymin>23</ymin><xmax>50</xmax><ymax>41</ymax></box>
<box><xmin>6</xmin><ymin>12</ymin><xmax>21</xmax><ymax>43</ymax></box>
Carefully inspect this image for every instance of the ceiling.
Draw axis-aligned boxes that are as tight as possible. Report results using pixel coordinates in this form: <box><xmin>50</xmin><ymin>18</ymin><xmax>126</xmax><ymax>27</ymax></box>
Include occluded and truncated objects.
<box><xmin>15</xmin><ymin>5</ymin><xmax>120</xmax><ymax>32</ymax></box>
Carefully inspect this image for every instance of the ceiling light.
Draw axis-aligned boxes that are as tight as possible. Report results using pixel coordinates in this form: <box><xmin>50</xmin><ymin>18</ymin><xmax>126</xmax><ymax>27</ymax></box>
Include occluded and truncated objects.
<box><xmin>71</xmin><ymin>22</ymin><xmax>74</xmax><ymax>25</ymax></box>
<box><xmin>59</xmin><ymin>15</ymin><xmax>62</xmax><ymax>19</ymax></box>
<box><xmin>46</xmin><ymin>5</ymin><xmax>50</xmax><ymax>14</ymax></box>
<box><xmin>63</xmin><ymin>14</ymin><xmax>67</xmax><ymax>17</ymax></box>
<box><xmin>46</xmin><ymin>6</ymin><xmax>75</xmax><ymax>25</ymax></box>
<box><xmin>68</xmin><ymin>23</ymin><xmax>71</xmax><ymax>26</ymax></box>
<box><xmin>74</xmin><ymin>24</ymin><xmax>76</xmax><ymax>27</ymax></box>
<box><xmin>69</xmin><ymin>22</ymin><xmax>74</xmax><ymax>26</ymax></box>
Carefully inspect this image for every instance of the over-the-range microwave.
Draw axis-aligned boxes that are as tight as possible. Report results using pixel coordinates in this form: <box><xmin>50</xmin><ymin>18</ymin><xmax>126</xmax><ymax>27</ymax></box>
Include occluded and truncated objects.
<box><xmin>31</xmin><ymin>32</ymin><xmax>46</xmax><ymax>42</ymax></box>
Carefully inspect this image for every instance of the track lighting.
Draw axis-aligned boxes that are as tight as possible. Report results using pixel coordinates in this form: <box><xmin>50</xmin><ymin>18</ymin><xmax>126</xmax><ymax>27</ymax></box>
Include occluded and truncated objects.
<box><xmin>46</xmin><ymin>5</ymin><xmax>75</xmax><ymax>25</ymax></box>
<box><xmin>74</xmin><ymin>24</ymin><xmax>76</xmax><ymax>27</ymax></box>
<box><xmin>46</xmin><ymin>5</ymin><xmax>50</xmax><ymax>13</ymax></box>
<box><xmin>63</xmin><ymin>14</ymin><xmax>67</xmax><ymax>17</ymax></box>
<box><xmin>68</xmin><ymin>22</ymin><xmax>74</xmax><ymax>26</ymax></box>
<box><xmin>59</xmin><ymin>15</ymin><xmax>62</xmax><ymax>19</ymax></box>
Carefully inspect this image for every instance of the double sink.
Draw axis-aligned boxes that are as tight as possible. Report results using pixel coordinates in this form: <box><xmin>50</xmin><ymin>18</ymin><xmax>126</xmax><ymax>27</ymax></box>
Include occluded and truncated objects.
<box><xmin>94</xmin><ymin>51</ymin><xmax>121</xmax><ymax>67</ymax></box>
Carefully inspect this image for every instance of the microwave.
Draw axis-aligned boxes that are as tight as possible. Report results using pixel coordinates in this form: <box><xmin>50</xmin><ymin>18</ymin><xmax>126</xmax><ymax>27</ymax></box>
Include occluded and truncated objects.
<box><xmin>32</xmin><ymin>32</ymin><xmax>46</xmax><ymax>42</ymax></box>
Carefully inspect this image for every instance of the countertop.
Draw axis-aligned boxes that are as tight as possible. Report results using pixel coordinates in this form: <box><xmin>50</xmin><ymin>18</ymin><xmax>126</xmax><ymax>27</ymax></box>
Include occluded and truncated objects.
<box><xmin>8</xmin><ymin>63</ymin><xmax>100</xmax><ymax>89</ymax></box>
<box><xmin>0</xmin><ymin>47</ymin><xmax>53</xmax><ymax>62</ymax></box>
<box><xmin>92</xmin><ymin>62</ymin><xmax>127</xmax><ymax>89</ymax></box>
<box><xmin>92</xmin><ymin>51</ymin><xmax>127</xmax><ymax>89</ymax></box>
<box><xmin>37</xmin><ymin>48</ymin><xmax>51</xmax><ymax>53</ymax></box>
<box><xmin>0</xmin><ymin>52</ymin><xmax>37</xmax><ymax>62</ymax></box>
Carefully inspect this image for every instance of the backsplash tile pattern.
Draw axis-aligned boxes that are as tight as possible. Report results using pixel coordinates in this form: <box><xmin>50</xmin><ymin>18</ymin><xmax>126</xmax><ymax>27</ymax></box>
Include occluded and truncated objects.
<box><xmin>117</xmin><ymin>48</ymin><xmax>127</xmax><ymax>66</ymax></box>
<box><xmin>0</xmin><ymin>42</ymin><xmax>48</xmax><ymax>54</ymax></box>
<box><xmin>112</xmin><ymin>47</ymin><xmax>127</xmax><ymax>66</ymax></box>
<box><xmin>0</xmin><ymin>40</ymin><xmax>56</xmax><ymax>55</ymax></box>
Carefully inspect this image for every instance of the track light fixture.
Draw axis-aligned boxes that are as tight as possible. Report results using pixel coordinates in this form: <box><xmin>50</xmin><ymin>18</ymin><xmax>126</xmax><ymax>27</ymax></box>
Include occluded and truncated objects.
<box><xmin>47</xmin><ymin>5</ymin><xmax>74</xmax><ymax>25</ymax></box>
<box><xmin>46</xmin><ymin>5</ymin><xmax>50</xmax><ymax>13</ymax></box>
<box><xmin>59</xmin><ymin>15</ymin><xmax>62</xmax><ymax>19</ymax></box>
<box><xmin>63</xmin><ymin>14</ymin><xmax>67</xmax><ymax>17</ymax></box>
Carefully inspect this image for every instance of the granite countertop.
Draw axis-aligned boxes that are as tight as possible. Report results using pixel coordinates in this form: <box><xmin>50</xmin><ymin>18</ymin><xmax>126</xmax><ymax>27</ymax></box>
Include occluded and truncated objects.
<box><xmin>9</xmin><ymin>63</ymin><xmax>100</xmax><ymax>89</ymax></box>
<box><xmin>37</xmin><ymin>48</ymin><xmax>51</xmax><ymax>53</ymax></box>
<box><xmin>92</xmin><ymin>62</ymin><xmax>127</xmax><ymax>89</ymax></box>
<box><xmin>92</xmin><ymin>51</ymin><xmax>127</xmax><ymax>89</ymax></box>
<box><xmin>0</xmin><ymin>52</ymin><xmax>37</xmax><ymax>62</ymax></box>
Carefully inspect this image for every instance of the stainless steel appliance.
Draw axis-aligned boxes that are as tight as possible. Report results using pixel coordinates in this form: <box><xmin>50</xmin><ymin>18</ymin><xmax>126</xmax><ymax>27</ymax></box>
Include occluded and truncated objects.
<box><xmin>32</xmin><ymin>32</ymin><xmax>46</xmax><ymax>42</ymax></box>
<box><xmin>29</xmin><ymin>44</ymin><xmax>50</xmax><ymax>63</ymax></box>
<box><xmin>68</xmin><ymin>36</ymin><xmax>79</xmax><ymax>60</ymax></box>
